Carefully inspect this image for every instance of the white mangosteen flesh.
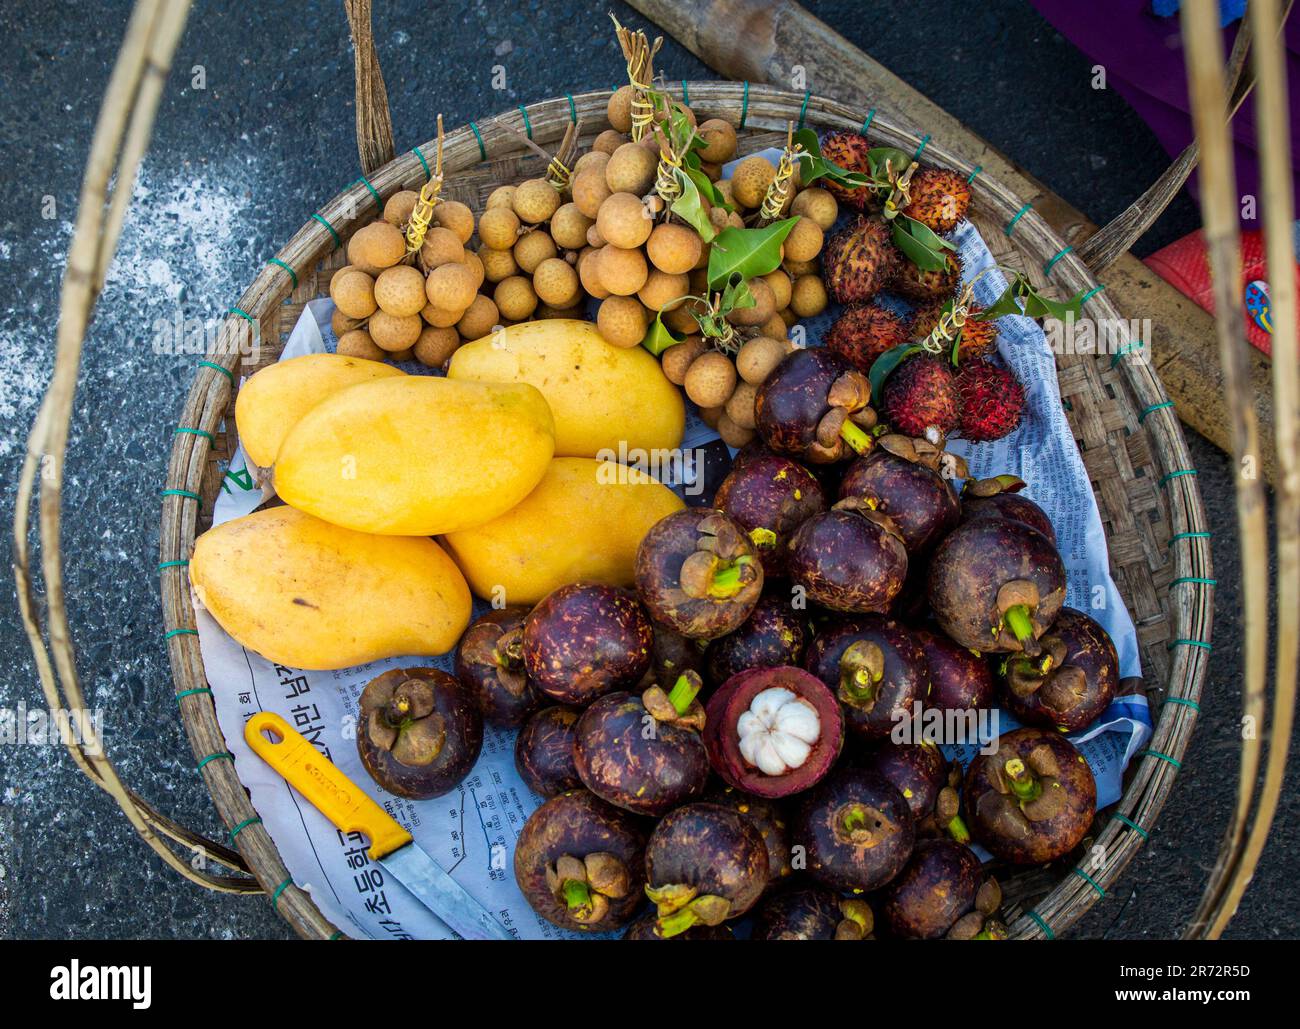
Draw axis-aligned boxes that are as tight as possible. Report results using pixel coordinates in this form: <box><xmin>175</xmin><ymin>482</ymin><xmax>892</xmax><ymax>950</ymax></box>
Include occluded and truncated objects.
<box><xmin>735</xmin><ymin>686</ymin><xmax>822</xmax><ymax>775</ymax></box>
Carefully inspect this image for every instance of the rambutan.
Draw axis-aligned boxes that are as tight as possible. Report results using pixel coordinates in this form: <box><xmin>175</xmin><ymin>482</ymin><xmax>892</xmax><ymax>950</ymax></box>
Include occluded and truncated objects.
<box><xmin>912</xmin><ymin>299</ymin><xmax>998</xmax><ymax>361</ymax></box>
<box><xmin>820</xmin><ymin>131</ymin><xmax>878</xmax><ymax>210</ymax></box>
<box><xmin>823</xmin><ymin>216</ymin><xmax>901</xmax><ymax>305</ymax></box>
<box><xmin>955</xmin><ymin>360</ymin><xmax>1025</xmax><ymax>442</ymax></box>
<box><xmin>891</xmin><ymin>251</ymin><xmax>962</xmax><ymax>302</ymax></box>
<box><xmin>903</xmin><ymin>167</ymin><xmax>971</xmax><ymax>233</ymax></box>
<box><xmin>882</xmin><ymin>355</ymin><xmax>959</xmax><ymax>438</ymax></box>
<box><xmin>826</xmin><ymin>303</ymin><xmax>913</xmax><ymax>372</ymax></box>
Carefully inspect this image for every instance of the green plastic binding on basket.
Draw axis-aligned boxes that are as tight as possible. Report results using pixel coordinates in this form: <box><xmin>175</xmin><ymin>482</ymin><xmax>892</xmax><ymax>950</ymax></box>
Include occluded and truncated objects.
<box><xmin>198</xmin><ymin>360</ymin><xmax>234</xmax><ymax>383</ymax></box>
<box><xmin>1167</xmin><ymin>638</ymin><xmax>1212</xmax><ymax>651</ymax></box>
<box><xmin>1169</xmin><ymin>531</ymin><xmax>1212</xmax><ymax>545</ymax></box>
<box><xmin>355</xmin><ymin>175</ymin><xmax>382</xmax><ymax>209</ymax></box>
<box><xmin>174</xmin><ymin>686</ymin><xmax>211</xmax><ymax>701</ymax></box>
<box><xmin>1073</xmin><ymin>867</ymin><xmax>1106</xmax><ymax>898</ymax></box>
<box><xmin>740</xmin><ymin>81</ymin><xmax>750</xmax><ymax>129</ymax></box>
<box><xmin>267</xmin><ymin>257</ymin><xmax>298</xmax><ymax>289</ymax></box>
<box><xmin>798</xmin><ymin>89</ymin><xmax>811</xmax><ymax>128</ymax></box>
<box><xmin>197</xmin><ymin>751</ymin><xmax>234</xmax><ymax>771</ymax></box>
<box><xmin>1110</xmin><ymin>340</ymin><xmax>1145</xmax><ymax>368</ymax></box>
<box><xmin>518</xmin><ymin>104</ymin><xmax>533</xmax><ymax>139</ymax></box>
<box><xmin>1026</xmin><ymin>909</ymin><xmax>1055</xmax><ymax>940</ymax></box>
<box><xmin>1043</xmin><ymin>245</ymin><xmax>1073</xmax><ymax>275</ymax></box>
<box><xmin>411</xmin><ymin>145</ymin><xmax>432</xmax><ymax>180</ymax></box>
<box><xmin>1113</xmin><ymin>813</ymin><xmax>1149</xmax><ymax>840</ymax></box>
<box><xmin>311</xmin><ymin>213</ymin><xmax>342</xmax><ymax>249</ymax></box>
<box><xmin>1159</xmin><ymin>468</ymin><xmax>1199</xmax><ymax>487</ymax></box>
<box><xmin>469</xmin><ymin>121</ymin><xmax>487</xmax><ymax>162</ymax></box>
<box><xmin>164</xmin><ymin>628</ymin><xmax>198</xmax><ymax>640</ymax></box>
<box><xmin>1005</xmin><ymin>202</ymin><xmax>1032</xmax><ymax>236</ymax></box>
<box><xmin>1163</xmin><ymin>696</ymin><xmax>1201</xmax><ymax>712</ymax></box>
<box><xmin>862</xmin><ymin>107</ymin><xmax>876</xmax><ymax>135</ymax></box>
<box><xmin>565</xmin><ymin>92</ymin><xmax>576</xmax><ymax>123</ymax></box>
<box><xmin>158</xmin><ymin>559</ymin><xmax>189</xmax><ymax>571</ymax></box>
<box><xmin>271</xmin><ymin>877</ymin><xmax>294</xmax><ymax>910</ymax></box>
<box><xmin>1139</xmin><ymin>748</ymin><xmax>1182</xmax><ymax>769</ymax></box>
<box><xmin>913</xmin><ymin>133</ymin><xmax>931</xmax><ymax>160</ymax></box>
<box><xmin>1138</xmin><ymin>400</ymin><xmax>1174</xmax><ymax>423</ymax></box>
<box><xmin>229</xmin><ymin>816</ymin><xmax>263</xmax><ymax>842</ymax></box>
<box><xmin>228</xmin><ymin>306</ymin><xmax>255</xmax><ymax>327</ymax></box>
<box><xmin>174</xmin><ymin>426</ymin><xmax>213</xmax><ymax>443</ymax></box>
<box><xmin>1172</xmin><ymin>576</ymin><xmax>1217</xmax><ymax>586</ymax></box>
<box><xmin>967</xmin><ymin>164</ymin><xmax>981</xmax><ymax>184</ymax></box>
<box><xmin>1080</xmin><ymin>283</ymin><xmax>1107</xmax><ymax>306</ymax></box>
<box><xmin>680</xmin><ymin>80</ymin><xmax>690</xmax><ymax>106</ymax></box>
<box><xmin>161</xmin><ymin>488</ymin><xmax>202</xmax><ymax>508</ymax></box>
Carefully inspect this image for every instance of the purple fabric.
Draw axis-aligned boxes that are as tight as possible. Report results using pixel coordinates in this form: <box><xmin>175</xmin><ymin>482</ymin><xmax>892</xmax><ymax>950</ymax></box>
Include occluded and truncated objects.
<box><xmin>1031</xmin><ymin>0</ymin><xmax>1300</xmax><ymax>217</ymax></box>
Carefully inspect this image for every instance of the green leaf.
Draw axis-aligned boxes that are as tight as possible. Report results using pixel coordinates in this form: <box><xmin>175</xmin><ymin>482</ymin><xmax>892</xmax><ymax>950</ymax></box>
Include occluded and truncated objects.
<box><xmin>891</xmin><ymin>216</ymin><xmax>953</xmax><ymax>272</ymax></box>
<box><xmin>719</xmin><ymin>272</ymin><xmax>755</xmax><ymax>314</ymax></box>
<box><xmin>706</xmin><ymin>218</ymin><xmax>798</xmax><ymax>290</ymax></box>
<box><xmin>682</xmin><ymin>156</ymin><xmax>731</xmax><ymax>211</ymax></box>
<box><xmin>669</xmin><ymin>169</ymin><xmax>716</xmax><ymax>243</ymax></box>
<box><xmin>642</xmin><ymin>309</ymin><xmax>686</xmax><ymax>356</ymax></box>
<box><xmin>866</xmin><ymin>147</ymin><xmax>913</xmax><ymax>184</ymax></box>
<box><xmin>974</xmin><ymin>273</ymin><xmax>1089</xmax><ymax>322</ymax></box>
<box><xmin>868</xmin><ymin>343</ymin><xmax>922</xmax><ymax>407</ymax></box>
<box><xmin>793</xmin><ymin>128</ymin><xmax>870</xmax><ymax>189</ymax></box>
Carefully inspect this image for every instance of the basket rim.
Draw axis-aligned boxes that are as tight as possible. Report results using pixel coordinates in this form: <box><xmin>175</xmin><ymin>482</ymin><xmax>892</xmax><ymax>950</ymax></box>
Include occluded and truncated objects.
<box><xmin>159</xmin><ymin>82</ymin><xmax>1213</xmax><ymax>940</ymax></box>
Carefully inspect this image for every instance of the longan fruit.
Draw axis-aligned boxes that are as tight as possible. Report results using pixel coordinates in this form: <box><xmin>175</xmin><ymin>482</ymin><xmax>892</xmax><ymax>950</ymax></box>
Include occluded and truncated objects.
<box><xmin>763</xmin><ymin>269</ymin><xmax>793</xmax><ymax>311</ymax></box>
<box><xmin>714</xmin><ymin>179</ymin><xmax>735</xmax><ymax>206</ymax></box>
<box><xmin>421</xmin><ymin>303</ymin><xmax>463</xmax><ymax>328</ymax></box>
<box><xmin>661</xmin><ymin>335</ymin><xmax>706</xmax><ymax>385</ymax></box>
<box><xmin>736</xmin><ymin>336</ymin><xmax>787</xmax><ymax>385</ymax></box>
<box><xmin>593</xmin><ymin>129</ymin><xmax>626</xmax><ymax>155</ymax></box>
<box><xmin>331</xmin><ymin>307</ymin><xmax>364</xmax><ymax>337</ymax></box>
<box><xmin>790</xmin><ymin>274</ymin><xmax>828</xmax><ymax>318</ymax></box>
<box><xmin>432</xmin><ymin>200</ymin><xmax>475</xmax><ymax>244</ymax></box>
<box><xmin>551</xmin><ymin>202</ymin><xmax>594</xmax><ymax>250</ymax></box>
<box><xmin>336</xmin><ymin>329</ymin><xmax>385</xmax><ymax>362</ymax></box>
<box><xmin>513</xmin><ymin>178</ymin><xmax>562</xmax><ymax>225</ymax></box>
<box><xmin>419</xmin><ymin>226</ymin><xmax>465</xmax><ymax>269</ymax></box>
<box><xmin>783</xmin><ymin>257</ymin><xmax>819</xmax><ymax>278</ymax></box>
<box><xmin>709</xmin><ymin>207</ymin><xmax>744</xmax><ymax>233</ymax></box>
<box><xmin>347</xmin><ymin>221</ymin><xmax>406</xmax><ymax>271</ymax></box>
<box><xmin>373</xmin><ymin>264</ymin><xmax>428</xmax><ymax>318</ymax></box>
<box><xmin>329</xmin><ymin>263</ymin><xmax>357</xmax><ymax>289</ymax></box>
<box><xmin>536</xmin><ymin>303</ymin><xmax>585</xmax><ymax>320</ymax></box>
<box><xmin>726</xmin><ymin>381</ymin><xmax>759</xmax><ymax>431</ymax></box>
<box><xmin>605</xmin><ymin>143</ymin><xmax>658</xmax><ymax>196</ymax></box>
<box><xmin>791</xmin><ymin>187</ymin><xmax>838</xmax><ymax>231</ymax></box>
<box><xmin>479</xmin><ymin>246</ymin><xmax>517</xmax><ymax>283</ymax></box>
<box><xmin>759</xmin><ymin>313</ymin><xmax>788</xmax><ymax>340</ymax></box>
<box><xmin>369</xmin><ymin>310</ymin><xmax>423</xmax><ymax>352</ymax></box>
<box><xmin>486</xmin><ymin>185</ymin><xmax>516</xmax><ymax>210</ymax></box>
<box><xmin>572</xmin><ymin>167</ymin><xmax>613</xmax><ymax>220</ymax></box>
<box><xmin>414</xmin><ymin>326</ymin><xmax>462</xmax><ymax>368</ymax></box>
<box><xmin>383</xmin><ymin>190</ymin><xmax>420</xmax><ymax>228</ymax></box>
<box><xmin>697</xmin><ymin>118</ymin><xmax>738</xmax><ymax>164</ymax></box>
<box><xmin>780</xmin><ymin>308</ymin><xmax>799</xmax><ymax>330</ymax></box>
<box><xmin>597</xmin><ymin>192</ymin><xmax>653</xmax><ymax>249</ymax></box>
<box><xmin>717</xmin><ymin>410</ymin><xmax>755</xmax><ymax>448</ymax></box>
<box><xmin>608</xmin><ymin>85</ymin><xmax>634</xmax><ymax>133</ymax></box>
<box><xmin>729</xmin><ymin>277</ymin><xmax>776</xmax><ymax>327</ymax></box>
<box><xmin>646</xmin><ymin>223</ymin><xmax>703</xmax><ymax>275</ymax></box>
<box><xmin>457</xmin><ymin>294</ymin><xmax>500</xmax><ymax>341</ymax></box>
<box><xmin>597</xmin><ymin>295</ymin><xmax>648</xmax><ymax>348</ymax></box>
<box><xmin>573</xmin><ymin>150</ymin><xmax>611</xmax><ymax>178</ymax></box>
<box><xmin>330</xmin><ymin>269</ymin><xmax>377</xmax><ymax>319</ymax></box>
<box><xmin>784</xmin><ymin>216</ymin><xmax>824</xmax><ymax>263</ymax></box>
<box><xmin>730</xmin><ymin>155</ymin><xmax>777</xmax><ymax>209</ymax></box>
<box><xmin>425</xmin><ymin>262</ymin><xmax>478</xmax><ymax>312</ymax></box>
<box><xmin>698</xmin><ymin>405</ymin><xmax>724</xmax><ymax>430</ymax></box>
<box><xmin>587</xmin><ymin>223</ymin><xmax>607</xmax><ymax>248</ymax></box>
<box><xmin>462</xmin><ymin>250</ymin><xmax>486</xmax><ymax>289</ymax></box>
<box><xmin>638</xmin><ymin>269</ymin><xmax>689</xmax><ymax>313</ymax></box>
<box><xmin>513</xmin><ymin>229</ymin><xmax>558</xmax><ymax>275</ymax></box>
<box><xmin>684</xmin><ymin>351</ymin><xmax>737</xmax><ymax>408</ymax></box>
<box><xmin>533</xmin><ymin>257</ymin><xmax>581</xmax><ymax>307</ymax></box>
<box><xmin>495</xmin><ymin>275</ymin><xmax>538</xmax><ymax>321</ymax></box>
<box><xmin>577</xmin><ymin>249</ymin><xmax>610</xmax><ymax>299</ymax></box>
<box><xmin>595</xmin><ymin>244</ymin><xmax>649</xmax><ymax>297</ymax></box>
<box><xmin>663</xmin><ymin>302</ymin><xmax>697</xmax><ymax>335</ymax></box>
<box><xmin>699</xmin><ymin>160</ymin><xmax>722</xmax><ymax>181</ymax></box>
<box><xmin>478</xmin><ymin>207</ymin><xmax>521</xmax><ymax>251</ymax></box>
<box><xmin>390</xmin><ymin>346</ymin><xmax>416</xmax><ymax>363</ymax></box>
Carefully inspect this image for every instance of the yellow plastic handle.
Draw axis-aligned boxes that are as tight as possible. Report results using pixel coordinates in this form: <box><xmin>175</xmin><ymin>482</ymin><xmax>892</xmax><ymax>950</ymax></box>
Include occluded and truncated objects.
<box><xmin>243</xmin><ymin>711</ymin><xmax>412</xmax><ymax>860</ymax></box>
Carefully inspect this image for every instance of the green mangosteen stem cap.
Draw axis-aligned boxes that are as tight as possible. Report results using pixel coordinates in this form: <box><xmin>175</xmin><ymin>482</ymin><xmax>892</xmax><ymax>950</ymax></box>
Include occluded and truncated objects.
<box><xmin>1002</xmin><ymin>604</ymin><xmax>1036</xmax><ymax>647</ymax></box>
<box><xmin>840</xmin><ymin>418</ymin><xmax>874</xmax><ymax>455</ymax></box>
<box><xmin>667</xmin><ymin>671</ymin><xmax>703</xmax><ymax>716</ymax></box>
<box><xmin>947</xmin><ymin>813</ymin><xmax>972</xmax><ymax>845</ymax></box>
<box><xmin>561</xmin><ymin>878</ymin><xmax>593</xmax><ymax>912</ymax></box>
<box><xmin>1003</xmin><ymin>758</ymin><xmax>1042</xmax><ymax>803</ymax></box>
<box><xmin>710</xmin><ymin>555</ymin><xmax>755</xmax><ymax>598</ymax></box>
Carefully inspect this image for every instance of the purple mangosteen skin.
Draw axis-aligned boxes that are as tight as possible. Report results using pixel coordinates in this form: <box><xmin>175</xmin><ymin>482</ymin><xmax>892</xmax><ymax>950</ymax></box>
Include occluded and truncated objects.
<box><xmin>645</xmin><ymin>803</ymin><xmax>770</xmax><ymax>920</ymax></box>
<box><xmin>915</xmin><ymin>628</ymin><xmax>995</xmax><ymax>713</ymax></box>
<box><xmin>753</xmin><ymin>885</ymin><xmax>854</xmax><ymax>940</ymax></box>
<box><xmin>703</xmin><ymin>780</ymin><xmax>794</xmax><ymax>888</ymax></box>
<box><xmin>704</xmin><ymin>594</ymin><xmax>807</xmax><ymax>688</ymax></box>
<box><xmin>794</xmin><ymin>767</ymin><xmax>916</xmax><ymax>892</ymax></box>
<box><xmin>622</xmin><ymin>911</ymin><xmax>736</xmax><ymax>940</ymax></box>
<box><xmin>788</xmin><ymin>508</ymin><xmax>908</xmax><ymax>613</ymax></box>
<box><xmin>999</xmin><ymin>607</ymin><xmax>1118</xmax><ymax>731</ymax></box>
<box><xmin>963</xmin><ymin>492</ymin><xmax>1057</xmax><ymax>547</ymax></box>
<box><xmin>453</xmin><ymin>606</ymin><xmax>542</xmax><ymax>728</ymax></box>
<box><xmin>840</xmin><ymin>450</ymin><xmax>960</xmax><ymax>556</ymax></box>
<box><xmin>755</xmin><ymin>348</ymin><xmax>854</xmax><ymax>462</ymax></box>
<box><xmin>715</xmin><ymin>454</ymin><xmax>826</xmax><ymax>577</ymax></box>
<box><xmin>515</xmin><ymin>705</ymin><xmax>583</xmax><ymax>798</ymax></box>
<box><xmin>859</xmin><ymin>742</ymin><xmax>948</xmax><ymax>822</ymax></box>
<box><xmin>882</xmin><ymin>838</ymin><xmax>982</xmax><ymax>939</ymax></box>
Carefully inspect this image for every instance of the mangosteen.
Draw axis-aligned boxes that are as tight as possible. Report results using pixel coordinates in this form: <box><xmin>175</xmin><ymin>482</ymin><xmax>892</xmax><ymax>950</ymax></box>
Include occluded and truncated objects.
<box><xmin>794</xmin><ymin>767</ymin><xmax>915</xmax><ymax>892</ymax></box>
<box><xmin>454</xmin><ymin>606</ymin><xmax>543</xmax><ymax>728</ymax></box>
<box><xmin>704</xmin><ymin>594</ymin><xmax>807</xmax><ymax>687</ymax></box>
<box><xmin>644</xmin><ymin>802</ymin><xmax>769</xmax><ymax>936</ymax></box>
<box><xmin>515</xmin><ymin>706</ymin><xmax>583</xmax><ymax>798</ymax></box>
<box><xmin>357</xmin><ymin>668</ymin><xmax>482</xmax><ymax>800</ymax></box>
<box><xmin>946</xmin><ymin>877</ymin><xmax>1009</xmax><ymax>939</ymax></box>
<box><xmin>753</xmin><ymin>886</ymin><xmax>875</xmax><ymax>940</ymax></box>
<box><xmin>999</xmin><ymin>607</ymin><xmax>1118</xmax><ymax>732</ymax></box>
<box><xmin>634</xmin><ymin>508</ymin><xmax>764</xmax><ymax>640</ymax></box>
<box><xmin>622</xmin><ymin>910</ymin><xmax>736</xmax><ymax>940</ymax></box>
<box><xmin>964</xmin><ymin>727</ymin><xmax>1096</xmax><ymax>864</ymax></box>
<box><xmin>755</xmin><ymin>347</ymin><xmax>879</xmax><ymax>464</ymax></box>
<box><xmin>522</xmin><ymin>583</ymin><xmax>653</xmax><ymax>705</ymax></box>
<box><xmin>788</xmin><ymin>497</ymin><xmax>908</xmax><ymax>613</ymax></box>
<box><xmin>804</xmin><ymin>615</ymin><xmax>928</xmax><ymax>741</ymax></box>
<box><xmin>927</xmin><ymin>516</ymin><xmax>1066</xmax><ymax>655</ymax></box>
<box><xmin>915</xmin><ymin>627</ymin><xmax>995</xmax><ymax>715</ymax></box>
<box><xmin>514</xmin><ymin>790</ymin><xmax>646</xmax><ymax>932</ymax></box>
<box><xmin>704</xmin><ymin>666</ymin><xmax>844</xmax><ymax>799</ymax></box>
<box><xmin>881</xmin><ymin>838</ymin><xmax>983</xmax><ymax>939</ymax></box>
<box><xmin>962</xmin><ymin>474</ymin><xmax>1056</xmax><ymax>546</ymax></box>
<box><xmin>703</xmin><ymin>780</ymin><xmax>794</xmax><ymax>888</ymax></box>
<box><xmin>839</xmin><ymin>436</ymin><xmax>961</xmax><ymax>556</ymax></box>
<box><xmin>640</xmin><ymin>622</ymin><xmax>705</xmax><ymax>688</ymax></box>
<box><xmin>859</xmin><ymin>741</ymin><xmax>969</xmax><ymax>843</ymax></box>
<box><xmin>714</xmin><ymin>453</ymin><xmax>826</xmax><ymax>576</ymax></box>
<box><xmin>573</xmin><ymin>672</ymin><xmax>710</xmax><ymax>816</ymax></box>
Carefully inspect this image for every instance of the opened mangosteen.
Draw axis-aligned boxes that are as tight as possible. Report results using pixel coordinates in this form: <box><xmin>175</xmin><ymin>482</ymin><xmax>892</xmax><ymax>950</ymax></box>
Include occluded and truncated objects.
<box><xmin>861</xmin><ymin>741</ymin><xmax>970</xmax><ymax>844</ymax></box>
<box><xmin>634</xmin><ymin>508</ymin><xmax>764</xmax><ymax>640</ymax></box>
<box><xmin>704</xmin><ymin>666</ymin><xmax>844</xmax><ymax>799</ymax></box>
<box><xmin>927</xmin><ymin>516</ymin><xmax>1066</xmax><ymax>655</ymax></box>
<box><xmin>703</xmin><ymin>780</ymin><xmax>794</xmax><ymax>888</ymax></box>
<box><xmin>915</xmin><ymin>627</ymin><xmax>995</xmax><ymax>716</ymax></box>
<box><xmin>515</xmin><ymin>706</ymin><xmax>582</xmax><ymax>798</ymax></box>
<box><xmin>804</xmin><ymin>615</ymin><xmax>928</xmax><ymax>741</ymax></box>
<box><xmin>881</xmin><ymin>838</ymin><xmax>983</xmax><ymax>939</ymax></box>
<box><xmin>962</xmin><ymin>474</ymin><xmax>1057</xmax><ymax>546</ymax></box>
<box><xmin>454</xmin><ymin>606</ymin><xmax>542</xmax><ymax>728</ymax></box>
<box><xmin>522</xmin><ymin>583</ymin><xmax>653</xmax><ymax>704</ymax></box>
<box><xmin>357</xmin><ymin>668</ymin><xmax>482</xmax><ymax>800</ymax></box>
<box><xmin>514</xmin><ymin>789</ymin><xmax>646</xmax><ymax>932</ymax></box>
<box><xmin>946</xmin><ymin>877</ymin><xmax>1009</xmax><ymax>939</ymax></box>
<box><xmin>788</xmin><ymin>497</ymin><xmax>908</xmax><ymax>613</ymax></box>
<box><xmin>839</xmin><ymin>435</ymin><xmax>962</xmax><ymax>556</ymax></box>
<box><xmin>794</xmin><ymin>767</ymin><xmax>915</xmax><ymax>893</ymax></box>
<box><xmin>999</xmin><ymin>607</ymin><xmax>1118</xmax><ymax>732</ymax></box>
<box><xmin>714</xmin><ymin>453</ymin><xmax>826</xmax><ymax>577</ymax></box>
<box><xmin>753</xmin><ymin>886</ymin><xmax>875</xmax><ymax>940</ymax></box>
<box><xmin>622</xmin><ymin>910</ymin><xmax>736</xmax><ymax>940</ymax></box>
<box><xmin>704</xmin><ymin>594</ymin><xmax>807</xmax><ymax>687</ymax></box>
<box><xmin>755</xmin><ymin>347</ymin><xmax>879</xmax><ymax>464</ymax></box>
<box><xmin>643</xmin><ymin>802</ymin><xmax>769</xmax><ymax>936</ymax></box>
<box><xmin>573</xmin><ymin>672</ymin><xmax>709</xmax><ymax>816</ymax></box>
<box><xmin>964</xmin><ymin>727</ymin><xmax>1096</xmax><ymax>865</ymax></box>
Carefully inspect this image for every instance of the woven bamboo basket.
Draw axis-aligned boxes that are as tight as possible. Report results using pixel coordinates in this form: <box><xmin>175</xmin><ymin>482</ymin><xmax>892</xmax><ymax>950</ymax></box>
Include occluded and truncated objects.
<box><xmin>150</xmin><ymin>81</ymin><xmax>1214</xmax><ymax>940</ymax></box>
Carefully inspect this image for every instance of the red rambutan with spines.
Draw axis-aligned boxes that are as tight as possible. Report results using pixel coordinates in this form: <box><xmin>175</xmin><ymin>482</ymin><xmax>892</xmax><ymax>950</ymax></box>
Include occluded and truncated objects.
<box><xmin>903</xmin><ymin>168</ymin><xmax>972</xmax><ymax>234</ymax></box>
<box><xmin>892</xmin><ymin>251</ymin><xmax>962</xmax><ymax>302</ymax></box>
<box><xmin>826</xmin><ymin>303</ymin><xmax>913</xmax><ymax>373</ymax></box>
<box><xmin>882</xmin><ymin>355</ymin><xmax>959</xmax><ymax>438</ymax></box>
<box><xmin>819</xmin><ymin>131</ymin><xmax>879</xmax><ymax>211</ymax></box>
<box><xmin>955</xmin><ymin>360</ymin><xmax>1025</xmax><ymax>442</ymax></box>
<box><xmin>912</xmin><ymin>299</ymin><xmax>998</xmax><ymax>361</ymax></box>
<box><xmin>823</xmin><ymin>216</ymin><xmax>901</xmax><ymax>305</ymax></box>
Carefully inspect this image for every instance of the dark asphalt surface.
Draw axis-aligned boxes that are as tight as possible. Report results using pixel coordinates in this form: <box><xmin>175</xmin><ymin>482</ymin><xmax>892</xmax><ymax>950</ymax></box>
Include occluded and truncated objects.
<box><xmin>0</xmin><ymin>0</ymin><xmax>1293</xmax><ymax>940</ymax></box>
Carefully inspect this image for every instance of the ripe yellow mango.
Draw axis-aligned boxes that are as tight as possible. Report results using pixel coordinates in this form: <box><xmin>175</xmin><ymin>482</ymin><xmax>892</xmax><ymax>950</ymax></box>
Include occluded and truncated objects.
<box><xmin>443</xmin><ymin>457</ymin><xmax>684</xmax><ymax>605</ymax></box>
<box><xmin>190</xmin><ymin>506</ymin><xmax>471</xmax><ymax>669</ymax></box>
<box><xmin>235</xmin><ymin>353</ymin><xmax>404</xmax><ymax>469</ymax></box>
<box><xmin>273</xmin><ymin>376</ymin><xmax>555</xmax><ymax>535</ymax></box>
<box><xmin>447</xmin><ymin>319</ymin><xmax>685</xmax><ymax>459</ymax></box>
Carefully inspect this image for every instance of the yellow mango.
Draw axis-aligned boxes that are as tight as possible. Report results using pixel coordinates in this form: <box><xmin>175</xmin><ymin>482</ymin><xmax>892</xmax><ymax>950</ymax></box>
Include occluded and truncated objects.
<box><xmin>273</xmin><ymin>376</ymin><xmax>555</xmax><ymax>535</ymax></box>
<box><xmin>190</xmin><ymin>506</ymin><xmax>471</xmax><ymax>669</ymax></box>
<box><xmin>447</xmin><ymin>319</ymin><xmax>685</xmax><ymax>459</ymax></box>
<box><xmin>443</xmin><ymin>456</ymin><xmax>684</xmax><ymax>605</ymax></box>
<box><xmin>235</xmin><ymin>353</ymin><xmax>404</xmax><ymax>469</ymax></box>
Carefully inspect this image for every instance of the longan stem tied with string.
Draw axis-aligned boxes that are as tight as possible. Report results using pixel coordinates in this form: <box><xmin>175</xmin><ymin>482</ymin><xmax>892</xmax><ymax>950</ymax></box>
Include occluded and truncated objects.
<box><xmin>758</xmin><ymin>123</ymin><xmax>803</xmax><ymax>225</ymax></box>
<box><xmin>610</xmin><ymin>14</ymin><xmax>661</xmax><ymax>143</ymax></box>
<box><xmin>405</xmin><ymin>114</ymin><xmax>445</xmax><ymax>255</ymax></box>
